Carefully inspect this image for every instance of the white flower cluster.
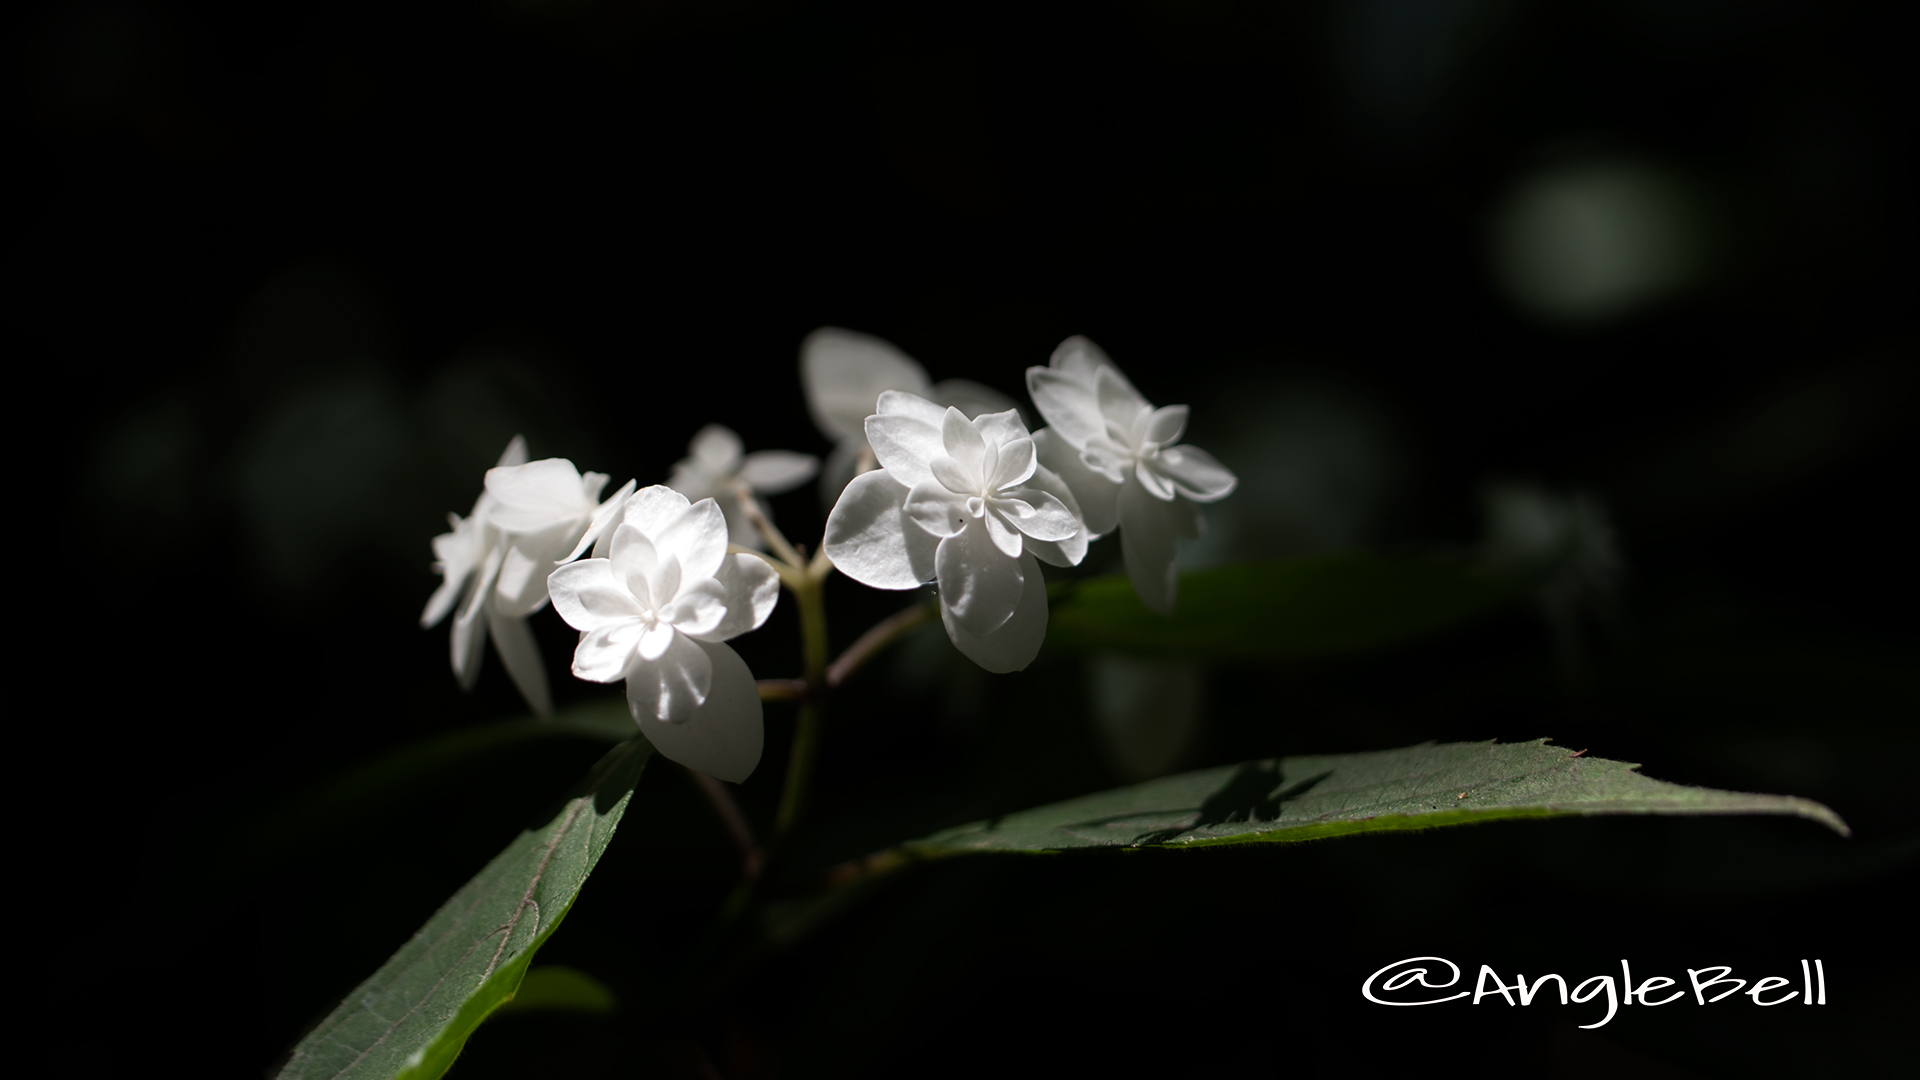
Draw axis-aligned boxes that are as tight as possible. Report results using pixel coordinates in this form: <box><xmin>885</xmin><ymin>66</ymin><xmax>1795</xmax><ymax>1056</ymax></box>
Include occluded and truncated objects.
<box><xmin>425</xmin><ymin>443</ymin><xmax>776</xmax><ymax>781</ymax></box>
<box><xmin>421</xmin><ymin>328</ymin><xmax>1235</xmax><ymax>777</ymax></box>
<box><xmin>421</xmin><ymin>436</ymin><xmax>634</xmax><ymax>718</ymax></box>
<box><xmin>825</xmin><ymin>332</ymin><xmax>1236</xmax><ymax>669</ymax></box>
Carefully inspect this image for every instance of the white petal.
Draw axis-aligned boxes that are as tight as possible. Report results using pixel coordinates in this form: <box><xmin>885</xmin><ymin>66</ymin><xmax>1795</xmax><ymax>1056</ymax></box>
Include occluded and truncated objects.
<box><xmin>1119</xmin><ymin>476</ymin><xmax>1181</xmax><ymax>616</ymax></box>
<box><xmin>1035</xmin><ymin>427</ymin><xmax>1120</xmax><ymax>535</ymax></box>
<box><xmin>1026</xmin><ymin>367</ymin><xmax>1104</xmax><ymax>446</ymax></box>
<box><xmin>648</xmin><ymin>557</ymin><xmax>683</xmax><ymax>618</ymax></box>
<box><xmin>496</xmin><ymin>435</ymin><xmax>529</xmax><ymax>468</ymax></box>
<box><xmin>802</xmin><ymin>327</ymin><xmax>932</xmax><ymax>441</ymax></box>
<box><xmin>1048</xmin><ymin>336</ymin><xmax>1113</xmax><ymax>382</ymax></box>
<box><xmin>690</xmin><ymin>424</ymin><xmax>743</xmax><ymax>472</ymax></box>
<box><xmin>502</xmin><ymin>518</ymin><xmax>586</xmax><ymax>572</ymax></box>
<box><xmin>1079</xmin><ymin>440</ymin><xmax>1131</xmax><ymax>485</ymax></box>
<box><xmin>564</xmin><ymin>479</ymin><xmax>637</xmax><ymax>562</ymax></box>
<box><xmin>719</xmin><ymin>492</ymin><xmax>762</xmax><ymax>551</ymax></box>
<box><xmin>941</xmin><ymin>551</ymin><xmax>1048</xmax><ymax>673</ymax></box>
<box><xmin>668</xmin><ymin>458</ymin><xmax>718</xmax><ymax>500</ymax></box>
<box><xmin>1155</xmin><ymin>445</ymin><xmax>1238</xmax><ymax>502</ymax></box>
<box><xmin>663</xmin><ymin>576</ymin><xmax>728</xmax><ymax>638</ymax></box>
<box><xmin>452</xmin><ymin>545</ymin><xmax>506</xmax><ymax>689</ymax></box>
<box><xmin>421</xmin><ymin>566</ymin><xmax>465</xmax><ymax>629</ymax></box>
<box><xmin>485</xmin><ymin>459</ymin><xmax>591</xmax><ymax>532</ymax></box>
<box><xmin>1144</xmin><ymin>405</ymin><xmax>1189</xmax><ymax>447</ymax></box>
<box><xmin>1096</xmin><ymin>366</ymin><xmax>1151</xmax><ymax>433</ymax></box>
<box><xmin>876</xmin><ymin>388</ymin><xmax>950</xmax><ymax>425</ymax></box>
<box><xmin>928</xmin><ymin>455</ymin><xmax>977</xmax><ymax>497</ymax></box>
<box><xmin>573</xmin><ymin>619</ymin><xmax>645</xmax><ymax>682</ymax></box>
<box><xmin>1134</xmin><ymin>462</ymin><xmax>1177</xmax><ymax>501</ymax></box>
<box><xmin>1025</xmin><ymin>529</ymin><xmax>1089</xmax><ymax>569</ymax></box>
<box><xmin>626</xmin><ymin>630</ymin><xmax>713</xmax><ymax>724</ymax></box>
<box><xmin>904</xmin><ymin>479</ymin><xmax>971</xmax><ymax>538</ymax></box>
<box><xmin>999</xmin><ymin>487</ymin><xmax>1080</xmax><ymax>542</ymax></box>
<box><xmin>1019</xmin><ymin>466</ymin><xmax>1091</xmax><ymax>567</ymax></box>
<box><xmin>824</xmin><ymin>470</ymin><xmax>937</xmax><ymax>590</ymax></box>
<box><xmin>621</xmin><ymin>485</ymin><xmax>695</xmax><ymax>537</ymax></box>
<box><xmin>580</xmin><ymin>471</ymin><xmax>611</xmax><ymax>503</ymax></box>
<box><xmin>691</xmin><ymin>552</ymin><xmax>780</xmax><ymax>642</ymax></box>
<box><xmin>637</xmin><ymin>621</ymin><xmax>678</xmax><ymax>662</ymax></box>
<box><xmin>935</xmin><ymin>521</ymin><xmax>1025</xmax><ymax>637</ymax></box>
<box><xmin>740</xmin><ymin>450</ymin><xmax>819</xmax><ymax>495</ymax></box>
<box><xmin>548</xmin><ymin>558</ymin><xmax>644</xmax><ymax>632</ymax></box>
<box><xmin>654</xmin><ymin>497</ymin><xmax>729</xmax><ymax>583</ymax></box>
<box><xmin>1120</xmin><ymin>402</ymin><xmax>1155</xmax><ymax>448</ymax></box>
<box><xmin>487</xmin><ymin>608</ymin><xmax>553</xmax><ymax>717</ymax></box>
<box><xmin>609</xmin><ymin>525</ymin><xmax>660</xmax><ymax>609</ymax></box>
<box><xmin>930</xmin><ymin>379</ymin><xmax>1020</xmax><ymax>422</ymax></box>
<box><xmin>633</xmin><ymin>640</ymin><xmax>763</xmax><ymax>782</ymax></box>
<box><xmin>989</xmin><ymin>436</ymin><xmax>1037</xmax><ymax>491</ymax></box>
<box><xmin>970</xmin><ymin>407</ymin><xmax>1031</xmax><ymax>449</ymax></box>
<box><xmin>492</xmin><ymin>543</ymin><xmax>555</xmax><ymax>617</ymax></box>
<box><xmin>865</xmin><ymin>412</ymin><xmax>944</xmax><ymax>487</ymax></box>
<box><xmin>941</xmin><ymin>407</ymin><xmax>987</xmax><ymax>476</ymax></box>
<box><xmin>981</xmin><ymin>507</ymin><xmax>1025</xmax><ymax>558</ymax></box>
<box><xmin>452</xmin><ymin>590</ymin><xmax>489</xmax><ymax>691</ymax></box>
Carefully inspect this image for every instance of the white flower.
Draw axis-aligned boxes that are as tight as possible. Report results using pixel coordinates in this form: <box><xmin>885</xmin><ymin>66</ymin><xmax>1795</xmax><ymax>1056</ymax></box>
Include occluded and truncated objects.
<box><xmin>421</xmin><ymin>436</ymin><xmax>557</xmax><ymax>716</ymax></box>
<box><xmin>484</xmin><ymin>456</ymin><xmax>637</xmax><ymax>615</ymax></box>
<box><xmin>824</xmin><ymin>391</ymin><xmax>1087</xmax><ymax>673</ymax></box>
<box><xmin>666</xmin><ymin>424</ymin><xmax>818</xmax><ymax>550</ymax></box>
<box><xmin>801</xmin><ymin>327</ymin><xmax>1018</xmax><ymax>501</ymax></box>
<box><xmin>547</xmin><ymin>486</ymin><xmax>779</xmax><ymax>781</ymax></box>
<box><xmin>1026</xmin><ymin>337</ymin><xmax>1237</xmax><ymax>615</ymax></box>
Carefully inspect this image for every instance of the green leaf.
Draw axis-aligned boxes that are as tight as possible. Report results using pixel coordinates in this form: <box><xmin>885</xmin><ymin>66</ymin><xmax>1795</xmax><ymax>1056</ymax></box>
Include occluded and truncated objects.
<box><xmin>492</xmin><ymin>966</ymin><xmax>618</xmax><ymax>1017</ymax></box>
<box><xmin>1046</xmin><ymin>555</ymin><xmax>1519</xmax><ymax>659</ymax></box>
<box><xmin>276</xmin><ymin>737</ymin><xmax>653</xmax><ymax>1080</ymax></box>
<box><xmin>913</xmin><ymin>740</ymin><xmax>1848</xmax><ymax>853</ymax></box>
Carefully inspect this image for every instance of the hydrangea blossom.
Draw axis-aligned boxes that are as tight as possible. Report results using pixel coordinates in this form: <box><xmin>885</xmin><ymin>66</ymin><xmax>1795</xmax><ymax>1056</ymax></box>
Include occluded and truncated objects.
<box><xmin>667</xmin><ymin>424</ymin><xmax>818</xmax><ymax>550</ymax></box>
<box><xmin>548</xmin><ymin>487</ymin><xmax>779</xmax><ymax>781</ymax></box>
<box><xmin>801</xmin><ymin>327</ymin><xmax>1017</xmax><ymax>501</ymax></box>
<box><xmin>484</xmin><ymin>455</ymin><xmax>638</xmax><ymax>614</ymax></box>
<box><xmin>419</xmin><ymin>436</ymin><xmax>569</xmax><ymax>716</ymax></box>
<box><xmin>1026</xmin><ymin>337</ymin><xmax>1237</xmax><ymax>615</ymax></box>
<box><xmin>825</xmin><ymin>391</ymin><xmax>1087</xmax><ymax>673</ymax></box>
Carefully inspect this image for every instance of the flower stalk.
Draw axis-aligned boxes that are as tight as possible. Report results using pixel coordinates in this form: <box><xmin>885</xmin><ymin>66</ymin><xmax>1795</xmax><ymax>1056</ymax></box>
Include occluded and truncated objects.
<box><xmin>775</xmin><ymin>554</ymin><xmax>831</xmax><ymax>842</ymax></box>
<box><xmin>727</xmin><ymin>481</ymin><xmax>837</xmax><ymax>842</ymax></box>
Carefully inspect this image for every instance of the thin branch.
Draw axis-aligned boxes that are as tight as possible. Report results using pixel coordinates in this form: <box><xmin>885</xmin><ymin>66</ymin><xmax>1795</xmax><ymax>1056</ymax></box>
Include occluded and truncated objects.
<box><xmin>731</xmin><ymin>480</ymin><xmax>804</xmax><ymax>569</ymax></box>
<box><xmin>756</xmin><ymin>678</ymin><xmax>810</xmax><ymax>702</ymax></box>
<box><xmin>685</xmin><ymin>765</ymin><xmax>765</xmax><ymax>880</ymax></box>
<box><xmin>827</xmin><ymin>600</ymin><xmax>936</xmax><ymax>688</ymax></box>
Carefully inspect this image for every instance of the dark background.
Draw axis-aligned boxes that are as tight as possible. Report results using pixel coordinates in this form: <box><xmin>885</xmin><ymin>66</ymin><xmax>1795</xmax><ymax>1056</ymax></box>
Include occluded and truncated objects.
<box><xmin>12</xmin><ymin>0</ymin><xmax>1914</xmax><ymax>1076</ymax></box>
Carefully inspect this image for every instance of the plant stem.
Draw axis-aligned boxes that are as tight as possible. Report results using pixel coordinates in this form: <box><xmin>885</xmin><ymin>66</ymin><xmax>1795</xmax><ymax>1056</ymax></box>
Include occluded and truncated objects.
<box><xmin>732</xmin><ymin>480</ymin><xmax>805</xmax><ymax>569</ymax></box>
<box><xmin>775</xmin><ymin>571</ymin><xmax>830</xmax><ymax>840</ymax></box>
<box><xmin>756</xmin><ymin>678</ymin><xmax>809</xmax><ymax>701</ymax></box>
<box><xmin>827</xmin><ymin>600</ymin><xmax>934</xmax><ymax>688</ymax></box>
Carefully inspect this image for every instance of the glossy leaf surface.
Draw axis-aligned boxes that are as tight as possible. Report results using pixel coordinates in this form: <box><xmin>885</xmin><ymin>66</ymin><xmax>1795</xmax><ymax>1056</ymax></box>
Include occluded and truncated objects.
<box><xmin>276</xmin><ymin>738</ymin><xmax>652</xmax><ymax>1080</ymax></box>
<box><xmin>915</xmin><ymin>740</ymin><xmax>1848</xmax><ymax>852</ymax></box>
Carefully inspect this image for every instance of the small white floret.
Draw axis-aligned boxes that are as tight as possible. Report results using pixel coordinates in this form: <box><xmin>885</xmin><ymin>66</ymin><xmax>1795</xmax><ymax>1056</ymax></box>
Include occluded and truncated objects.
<box><xmin>547</xmin><ymin>486</ymin><xmax>779</xmax><ymax>781</ymax></box>
<box><xmin>1026</xmin><ymin>337</ymin><xmax>1236</xmax><ymax>615</ymax></box>
<box><xmin>666</xmin><ymin>423</ymin><xmax>818</xmax><ymax>550</ymax></box>
<box><xmin>824</xmin><ymin>392</ymin><xmax>1087</xmax><ymax>673</ymax></box>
